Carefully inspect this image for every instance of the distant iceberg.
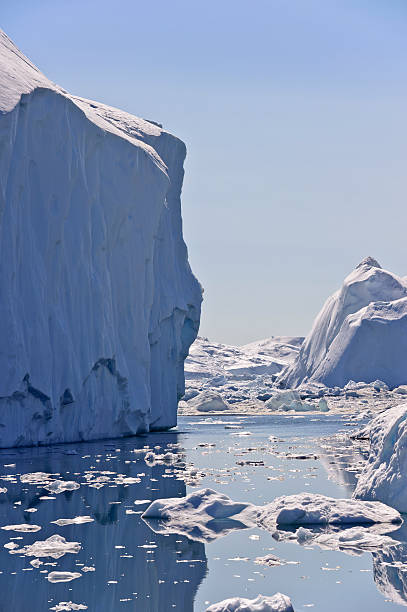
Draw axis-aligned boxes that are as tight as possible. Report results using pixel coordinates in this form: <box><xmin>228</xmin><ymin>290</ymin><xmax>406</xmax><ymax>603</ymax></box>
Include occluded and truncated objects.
<box><xmin>0</xmin><ymin>30</ymin><xmax>201</xmax><ymax>447</ymax></box>
<box><xmin>283</xmin><ymin>257</ymin><xmax>407</xmax><ymax>389</ymax></box>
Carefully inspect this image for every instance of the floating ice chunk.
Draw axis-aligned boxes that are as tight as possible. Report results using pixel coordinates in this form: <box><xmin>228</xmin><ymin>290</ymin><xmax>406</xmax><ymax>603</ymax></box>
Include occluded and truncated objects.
<box><xmin>20</xmin><ymin>472</ymin><xmax>53</xmax><ymax>485</ymax></box>
<box><xmin>1</xmin><ymin>523</ymin><xmax>41</xmax><ymax>532</ymax></box>
<box><xmin>0</xmin><ymin>487</ymin><xmax>7</xmax><ymax>493</ymax></box>
<box><xmin>81</xmin><ymin>566</ymin><xmax>95</xmax><ymax>573</ymax></box>
<box><xmin>50</xmin><ymin>603</ymin><xmax>87</xmax><ymax>612</ymax></box>
<box><xmin>51</xmin><ymin>516</ymin><xmax>93</xmax><ymax>527</ymax></box>
<box><xmin>205</xmin><ymin>592</ymin><xmax>294</xmax><ymax>611</ymax></box>
<box><xmin>318</xmin><ymin>398</ymin><xmax>329</xmax><ymax>412</ymax></box>
<box><xmin>188</xmin><ymin>390</ymin><xmax>229</xmax><ymax>412</ymax></box>
<box><xmin>9</xmin><ymin>534</ymin><xmax>81</xmax><ymax>559</ymax></box>
<box><xmin>43</xmin><ymin>480</ymin><xmax>80</xmax><ymax>494</ymax></box>
<box><xmin>47</xmin><ymin>571</ymin><xmax>82</xmax><ymax>583</ymax></box>
<box><xmin>265</xmin><ymin>391</ymin><xmax>326</xmax><ymax>413</ymax></box>
<box><xmin>254</xmin><ymin>554</ymin><xmax>288</xmax><ymax>567</ymax></box>
<box><xmin>30</xmin><ymin>558</ymin><xmax>43</xmax><ymax>568</ymax></box>
<box><xmin>142</xmin><ymin>488</ymin><xmax>400</xmax><ymax>544</ymax></box>
<box><xmin>265</xmin><ymin>391</ymin><xmax>300</xmax><ymax>411</ymax></box>
<box><xmin>142</xmin><ymin>488</ymin><xmax>257</xmax><ymax>542</ymax></box>
<box><xmin>258</xmin><ymin>493</ymin><xmax>401</xmax><ymax>530</ymax></box>
<box><xmin>353</xmin><ymin>404</ymin><xmax>407</xmax><ymax>512</ymax></box>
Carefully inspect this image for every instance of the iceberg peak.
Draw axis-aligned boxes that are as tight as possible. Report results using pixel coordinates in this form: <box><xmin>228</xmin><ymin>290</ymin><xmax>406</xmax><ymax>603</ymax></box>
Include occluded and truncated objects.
<box><xmin>356</xmin><ymin>256</ymin><xmax>382</xmax><ymax>270</ymax></box>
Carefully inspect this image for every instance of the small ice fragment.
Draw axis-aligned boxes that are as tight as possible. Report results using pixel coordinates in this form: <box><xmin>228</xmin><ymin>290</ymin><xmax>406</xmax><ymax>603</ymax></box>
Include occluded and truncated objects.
<box><xmin>43</xmin><ymin>480</ymin><xmax>80</xmax><ymax>494</ymax></box>
<box><xmin>1</xmin><ymin>524</ymin><xmax>41</xmax><ymax>532</ymax></box>
<box><xmin>47</xmin><ymin>571</ymin><xmax>82</xmax><ymax>583</ymax></box>
<box><xmin>51</xmin><ymin>516</ymin><xmax>93</xmax><ymax>526</ymax></box>
<box><xmin>50</xmin><ymin>603</ymin><xmax>87</xmax><ymax>611</ymax></box>
<box><xmin>9</xmin><ymin>534</ymin><xmax>81</xmax><ymax>559</ymax></box>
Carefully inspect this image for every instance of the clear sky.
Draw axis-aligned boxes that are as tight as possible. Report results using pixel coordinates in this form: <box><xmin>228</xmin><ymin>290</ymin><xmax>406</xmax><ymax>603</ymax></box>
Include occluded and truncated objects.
<box><xmin>2</xmin><ymin>0</ymin><xmax>407</xmax><ymax>345</ymax></box>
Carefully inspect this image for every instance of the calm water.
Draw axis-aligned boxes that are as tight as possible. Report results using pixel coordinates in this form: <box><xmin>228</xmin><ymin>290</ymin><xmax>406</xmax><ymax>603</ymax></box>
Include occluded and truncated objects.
<box><xmin>0</xmin><ymin>414</ymin><xmax>405</xmax><ymax>611</ymax></box>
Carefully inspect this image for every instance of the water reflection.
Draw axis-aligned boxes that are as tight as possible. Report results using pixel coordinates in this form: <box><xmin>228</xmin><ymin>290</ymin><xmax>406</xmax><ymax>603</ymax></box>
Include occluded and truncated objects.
<box><xmin>0</xmin><ymin>435</ymin><xmax>207</xmax><ymax>612</ymax></box>
<box><xmin>372</xmin><ymin>523</ymin><xmax>407</xmax><ymax>607</ymax></box>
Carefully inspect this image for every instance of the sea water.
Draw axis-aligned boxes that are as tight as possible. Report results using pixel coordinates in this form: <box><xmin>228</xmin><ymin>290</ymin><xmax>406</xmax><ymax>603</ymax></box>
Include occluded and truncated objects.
<box><xmin>0</xmin><ymin>414</ymin><xmax>404</xmax><ymax>611</ymax></box>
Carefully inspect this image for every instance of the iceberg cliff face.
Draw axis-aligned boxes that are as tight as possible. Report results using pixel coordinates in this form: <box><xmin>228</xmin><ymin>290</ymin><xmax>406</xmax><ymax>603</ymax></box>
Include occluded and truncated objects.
<box><xmin>283</xmin><ymin>258</ymin><xmax>407</xmax><ymax>389</ymax></box>
<box><xmin>0</xmin><ymin>31</ymin><xmax>202</xmax><ymax>447</ymax></box>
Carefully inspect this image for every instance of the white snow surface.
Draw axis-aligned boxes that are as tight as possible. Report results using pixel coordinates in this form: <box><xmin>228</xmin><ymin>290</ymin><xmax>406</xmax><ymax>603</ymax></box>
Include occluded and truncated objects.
<box><xmin>205</xmin><ymin>593</ymin><xmax>294</xmax><ymax>612</ymax></box>
<box><xmin>353</xmin><ymin>404</ymin><xmax>407</xmax><ymax>512</ymax></box>
<box><xmin>283</xmin><ymin>258</ymin><xmax>407</xmax><ymax>389</ymax></box>
<box><xmin>142</xmin><ymin>488</ymin><xmax>401</xmax><ymax>543</ymax></box>
<box><xmin>187</xmin><ymin>390</ymin><xmax>230</xmax><ymax>412</ymax></box>
<box><xmin>186</xmin><ymin>336</ymin><xmax>302</xmax><ymax>380</ymax></box>
<box><xmin>0</xmin><ymin>30</ymin><xmax>201</xmax><ymax>447</ymax></box>
<box><xmin>182</xmin><ymin>336</ymin><xmax>303</xmax><ymax>412</ymax></box>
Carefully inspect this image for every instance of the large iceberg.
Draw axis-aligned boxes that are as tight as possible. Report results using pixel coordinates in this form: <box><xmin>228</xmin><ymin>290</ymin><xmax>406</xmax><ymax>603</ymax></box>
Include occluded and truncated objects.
<box><xmin>283</xmin><ymin>257</ymin><xmax>407</xmax><ymax>389</ymax></box>
<box><xmin>0</xmin><ymin>30</ymin><xmax>201</xmax><ymax>447</ymax></box>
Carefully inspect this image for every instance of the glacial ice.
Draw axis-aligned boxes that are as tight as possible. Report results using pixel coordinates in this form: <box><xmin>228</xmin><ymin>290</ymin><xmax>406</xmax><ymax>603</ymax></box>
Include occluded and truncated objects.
<box><xmin>8</xmin><ymin>534</ymin><xmax>81</xmax><ymax>559</ymax></box>
<box><xmin>0</xmin><ymin>30</ymin><xmax>201</xmax><ymax>447</ymax></box>
<box><xmin>353</xmin><ymin>404</ymin><xmax>407</xmax><ymax>512</ymax></box>
<box><xmin>283</xmin><ymin>257</ymin><xmax>407</xmax><ymax>389</ymax></box>
<box><xmin>205</xmin><ymin>593</ymin><xmax>294</xmax><ymax>612</ymax></box>
<box><xmin>47</xmin><ymin>571</ymin><xmax>82</xmax><ymax>583</ymax></box>
<box><xmin>187</xmin><ymin>390</ymin><xmax>230</xmax><ymax>412</ymax></box>
<box><xmin>142</xmin><ymin>488</ymin><xmax>401</xmax><ymax>543</ymax></box>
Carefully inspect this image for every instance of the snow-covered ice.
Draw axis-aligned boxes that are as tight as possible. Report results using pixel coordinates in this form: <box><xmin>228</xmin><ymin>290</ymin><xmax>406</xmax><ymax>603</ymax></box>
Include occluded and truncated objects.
<box><xmin>0</xmin><ymin>29</ymin><xmax>201</xmax><ymax>447</ymax></box>
<box><xmin>353</xmin><ymin>404</ymin><xmax>407</xmax><ymax>512</ymax></box>
<box><xmin>50</xmin><ymin>604</ymin><xmax>87</xmax><ymax>612</ymax></box>
<box><xmin>205</xmin><ymin>593</ymin><xmax>294</xmax><ymax>612</ymax></box>
<box><xmin>8</xmin><ymin>534</ymin><xmax>81</xmax><ymax>559</ymax></box>
<box><xmin>187</xmin><ymin>390</ymin><xmax>230</xmax><ymax>412</ymax></box>
<box><xmin>47</xmin><ymin>571</ymin><xmax>82</xmax><ymax>583</ymax></box>
<box><xmin>257</xmin><ymin>492</ymin><xmax>401</xmax><ymax>529</ymax></box>
<box><xmin>283</xmin><ymin>258</ymin><xmax>407</xmax><ymax>389</ymax></box>
<box><xmin>142</xmin><ymin>488</ymin><xmax>401</xmax><ymax>543</ymax></box>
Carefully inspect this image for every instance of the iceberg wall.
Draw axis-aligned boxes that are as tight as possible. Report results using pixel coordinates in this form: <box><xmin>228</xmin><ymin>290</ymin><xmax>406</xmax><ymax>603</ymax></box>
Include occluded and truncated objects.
<box><xmin>283</xmin><ymin>257</ymin><xmax>407</xmax><ymax>389</ymax></box>
<box><xmin>0</xmin><ymin>30</ymin><xmax>202</xmax><ymax>447</ymax></box>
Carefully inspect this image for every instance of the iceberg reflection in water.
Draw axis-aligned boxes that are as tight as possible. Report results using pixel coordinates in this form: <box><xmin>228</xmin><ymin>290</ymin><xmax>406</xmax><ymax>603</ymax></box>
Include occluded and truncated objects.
<box><xmin>0</xmin><ymin>433</ymin><xmax>207</xmax><ymax>611</ymax></box>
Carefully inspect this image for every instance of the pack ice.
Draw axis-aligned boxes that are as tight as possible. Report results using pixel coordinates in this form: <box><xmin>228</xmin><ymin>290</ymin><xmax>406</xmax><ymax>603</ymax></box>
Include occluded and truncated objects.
<box><xmin>283</xmin><ymin>257</ymin><xmax>407</xmax><ymax>389</ymax></box>
<box><xmin>0</xmin><ymin>30</ymin><xmax>201</xmax><ymax>447</ymax></box>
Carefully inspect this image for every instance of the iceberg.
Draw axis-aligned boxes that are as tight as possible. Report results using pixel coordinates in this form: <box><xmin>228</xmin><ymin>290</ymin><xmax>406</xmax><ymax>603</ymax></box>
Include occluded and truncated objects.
<box><xmin>353</xmin><ymin>404</ymin><xmax>407</xmax><ymax>512</ymax></box>
<box><xmin>0</xmin><ymin>30</ymin><xmax>201</xmax><ymax>447</ymax></box>
<box><xmin>283</xmin><ymin>257</ymin><xmax>407</xmax><ymax>389</ymax></box>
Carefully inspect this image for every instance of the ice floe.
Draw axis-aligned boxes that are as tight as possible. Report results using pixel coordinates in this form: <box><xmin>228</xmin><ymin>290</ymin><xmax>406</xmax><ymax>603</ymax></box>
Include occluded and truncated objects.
<box><xmin>142</xmin><ymin>488</ymin><xmax>401</xmax><ymax>543</ymax></box>
<box><xmin>47</xmin><ymin>571</ymin><xmax>82</xmax><ymax>583</ymax></box>
<box><xmin>50</xmin><ymin>603</ymin><xmax>87</xmax><ymax>612</ymax></box>
<box><xmin>1</xmin><ymin>523</ymin><xmax>41</xmax><ymax>532</ymax></box>
<box><xmin>43</xmin><ymin>481</ymin><xmax>80</xmax><ymax>494</ymax></box>
<box><xmin>51</xmin><ymin>516</ymin><xmax>94</xmax><ymax>526</ymax></box>
<box><xmin>205</xmin><ymin>592</ymin><xmax>294</xmax><ymax>612</ymax></box>
<box><xmin>9</xmin><ymin>534</ymin><xmax>81</xmax><ymax>559</ymax></box>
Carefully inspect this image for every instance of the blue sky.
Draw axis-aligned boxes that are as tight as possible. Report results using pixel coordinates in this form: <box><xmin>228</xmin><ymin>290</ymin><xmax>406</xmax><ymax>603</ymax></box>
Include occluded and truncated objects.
<box><xmin>2</xmin><ymin>0</ymin><xmax>407</xmax><ymax>344</ymax></box>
